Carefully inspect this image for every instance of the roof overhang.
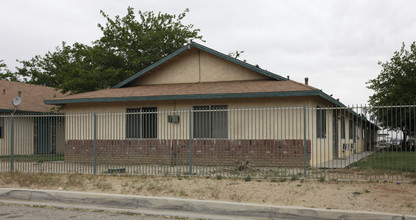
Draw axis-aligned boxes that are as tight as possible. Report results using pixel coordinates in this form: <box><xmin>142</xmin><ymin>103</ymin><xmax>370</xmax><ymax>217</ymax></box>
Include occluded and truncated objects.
<box><xmin>44</xmin><ymin>90</ymin><xmax>343</xmax><ymax>106</ymax></box>
<box><xmin>0</xmin><ymin>109</ymin><xmax>45</xmax><ymax>114</ymax></box>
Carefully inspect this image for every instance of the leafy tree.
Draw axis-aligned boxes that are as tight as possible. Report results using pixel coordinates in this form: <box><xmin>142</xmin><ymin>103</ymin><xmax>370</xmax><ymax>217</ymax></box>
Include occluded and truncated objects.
<box><xmin>15</xmin><ymin>7</ymin><xmax>202</xmax><ymax>94</ymax></box>
<box><xmin>16</xmin><ymin>42</ymin><xmax>125</xmax><ymax>94</ymax></box>
<box><xmin>0</xmin><ymin>60</ymin><xmax>18</xmax><ymax>81</ymax></box>
<box><xmin>367</xmin><ymin>42</ymin><xmax>416</xmax><ymax>150</ymax></box>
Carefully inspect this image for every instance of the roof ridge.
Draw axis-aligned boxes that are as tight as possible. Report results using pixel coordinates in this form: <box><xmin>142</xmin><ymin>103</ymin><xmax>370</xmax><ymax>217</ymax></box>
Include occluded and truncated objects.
<box><xmin>288</xmin><ymin>79</ymin><xmax>319</xmax><ymax>90</ymax></box>
<box><xmin>118</xmin><ymin>79</ymin><xmax>274</xmax><ymax>87</ymax></box>
<box><xmin>0</xmin><ymin>79</ymin><xmax>57</xmax><ymax>90</ymax></box>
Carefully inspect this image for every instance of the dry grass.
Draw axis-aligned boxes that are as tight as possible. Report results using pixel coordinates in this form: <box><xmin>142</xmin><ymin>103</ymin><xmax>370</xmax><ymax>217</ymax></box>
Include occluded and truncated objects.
<box><xmin>0</xmin><ymin>172</ymin><xmax>415</xmax><ymax>215</ymax></box>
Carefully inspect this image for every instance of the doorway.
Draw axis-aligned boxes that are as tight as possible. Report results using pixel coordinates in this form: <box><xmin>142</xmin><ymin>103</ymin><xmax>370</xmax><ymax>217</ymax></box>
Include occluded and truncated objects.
<box><xmin>333</xmin><ymin>110</ymin><xmax>339</xmax><ymax>159</ymax></box>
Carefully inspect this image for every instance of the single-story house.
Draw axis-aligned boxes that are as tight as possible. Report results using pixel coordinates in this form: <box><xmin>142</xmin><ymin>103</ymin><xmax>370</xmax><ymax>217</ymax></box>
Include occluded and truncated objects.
<box><xmin>0</xmin><ymin>80</ymin><xmax>65</xmax><ymax>155</ymax></box>
<box><xmin>45</xmin><ymin>42</ymin><xmax>377</xmax><ymax>167</ymax></box>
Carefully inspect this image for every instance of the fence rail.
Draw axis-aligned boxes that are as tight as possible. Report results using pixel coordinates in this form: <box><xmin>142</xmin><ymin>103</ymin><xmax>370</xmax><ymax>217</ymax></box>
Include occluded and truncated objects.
<box><xmin>0</xmin><ymin>105</ymin><xmax>415</xmax><ymax>182</ymax></box>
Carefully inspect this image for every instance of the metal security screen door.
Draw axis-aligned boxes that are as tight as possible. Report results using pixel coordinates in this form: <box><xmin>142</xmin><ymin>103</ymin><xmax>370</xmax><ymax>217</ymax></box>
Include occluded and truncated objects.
<box><xmin>333</xmin><ymin>110</ymin><xmax>339</xmax><ymax>158</ymax></box>
<box><xmin>35</xmin><ymin>117</ymin><xmax>52</xmax><ymax>154</ymax></box>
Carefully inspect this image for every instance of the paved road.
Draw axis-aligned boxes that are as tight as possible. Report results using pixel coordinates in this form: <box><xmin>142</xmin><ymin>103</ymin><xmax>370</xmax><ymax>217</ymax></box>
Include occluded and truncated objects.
<box><xmin>0</xmin><ymin>204</ymin><xmax>183</xmax><ymax>220</ymax></box>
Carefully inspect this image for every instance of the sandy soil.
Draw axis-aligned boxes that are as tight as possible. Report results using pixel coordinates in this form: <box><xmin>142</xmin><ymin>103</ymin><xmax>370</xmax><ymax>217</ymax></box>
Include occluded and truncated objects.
<box><xmin>0</xmin><ymin>173</ymin><xmax>415</xmax><ymax>216</ymax></box>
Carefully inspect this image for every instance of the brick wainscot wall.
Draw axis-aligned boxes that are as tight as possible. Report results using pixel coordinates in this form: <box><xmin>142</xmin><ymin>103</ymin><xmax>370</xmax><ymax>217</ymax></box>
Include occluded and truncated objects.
<box><xmin>65</xmin><ymin>139</ymin><xmax>311</xmax><ymax>168</ymax></box>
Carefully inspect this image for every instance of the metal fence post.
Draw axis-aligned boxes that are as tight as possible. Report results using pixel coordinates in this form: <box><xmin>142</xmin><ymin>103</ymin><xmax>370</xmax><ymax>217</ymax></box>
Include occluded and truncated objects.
<box><xmin>10</xmin><ymin>114</ymin><xmax>14</xmax><ymax>172</ymax></box>
<box><xmin>93</xmin><ymin>112</ymin><xmax>97</xmax><ymax>174</ymax></box>
<box><xmin>303</xmin><ymin>104</ymin><xmax>307</xmax><ymax>178</ymax></box>
<box><xmin>189</xmin><ymin>107</ymin><xmax>193</xmax><ymax>175</ymax></box>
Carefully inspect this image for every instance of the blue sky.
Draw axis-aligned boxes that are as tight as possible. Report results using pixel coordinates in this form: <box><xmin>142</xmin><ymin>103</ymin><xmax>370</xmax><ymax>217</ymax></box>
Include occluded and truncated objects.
<box><xmin>1</xmin><ymin>0</ymin><xmax>416</xmax><ymax>105</ymax></box>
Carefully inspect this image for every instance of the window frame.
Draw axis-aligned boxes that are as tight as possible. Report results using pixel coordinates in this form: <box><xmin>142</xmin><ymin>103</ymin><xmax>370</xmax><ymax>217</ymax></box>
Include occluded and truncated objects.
<box><xmin>316</xmin><ymin>106</ymin><xmax>326</xmax><ymax>138</ymax></box>
<box><xmin>126</xmin><ymin>107</ymin><xmax>157</xmax><ymax>139</ymax></box>
<box><xmin>0</xmin><ymin>117</ymin><xmax>4</xmax><ymax>139</ymax></box>
<box><xmin>349</xmin><ymin>119</ymin><xmax>354</xmax><ymax>140</ymax></box>
<box><xmin>340</xmin><ymin>115</ymin><xmax>345</xmax><ymax>139</ymax></box>
<box><xmin>356</xmin><ymin>123</ymin><xmax>360</xmax><ymax>139</ymax></box>
<box><xmin>362</xmin><ymin>125</ymin><xmax>365</xmax><ymax>140</ymax></box>
<box><xmin>193</xmin><ymin>105</ymin><xmax>228</xmax><ymax>139</ymax></box>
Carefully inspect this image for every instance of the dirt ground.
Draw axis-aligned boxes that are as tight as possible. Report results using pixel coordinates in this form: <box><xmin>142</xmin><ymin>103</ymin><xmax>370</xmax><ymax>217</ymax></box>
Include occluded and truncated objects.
<box><xmin>0</xmin><ymin>173</ymin><xmax>415</xmax><ymax>216</ymax></box>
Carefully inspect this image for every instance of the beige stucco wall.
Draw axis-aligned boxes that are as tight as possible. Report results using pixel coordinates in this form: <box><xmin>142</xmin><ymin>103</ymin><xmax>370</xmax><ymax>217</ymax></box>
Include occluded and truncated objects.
<box><xmin>65</xmin><ymin>97</ymin><xmax>308</xmax><ymax>139</ymax></box>
<box><xmin>64</xmin><ymin>96</ymin><xmax>315</xmax><ymax>140</ymax></box>
<box><xmin>0</xmin><ymin>114</ymin><xmax>66</xmax><ymax>156</ymax></box>
<box><xmin>308</xmin><ymin>105</ymin><xmax>374</xmax><ymax>166</ymax></box>
<box><xmin>0</xmin><ymin>115</ymin><xmax>34</xmax><ymax>156</ymax></box>
<box><xmin>199</xmin><ymin>49</ymin><xmax>270</xmax><ymax>82</ymax></box>
<box><xmin>62</xmin><ymin>96</ymin><xmax>377</xmax><ymax>166</ymax></box>
<box><xmin>130</xmin><ymin>48</ymin><xmax>270</xmax><ymax>86</ymax></box>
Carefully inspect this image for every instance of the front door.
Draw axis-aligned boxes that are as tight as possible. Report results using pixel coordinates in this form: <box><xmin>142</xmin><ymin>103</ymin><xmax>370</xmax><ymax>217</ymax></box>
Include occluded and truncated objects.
<box><xmin>333</xmin><ymin>110</ymin><xmax>339</xmax><ymax>158</ymax></box>
<box><xmin>36</xmin><ymin>117</ymin><xmax>52</xmax><ymax>154</ymax></box>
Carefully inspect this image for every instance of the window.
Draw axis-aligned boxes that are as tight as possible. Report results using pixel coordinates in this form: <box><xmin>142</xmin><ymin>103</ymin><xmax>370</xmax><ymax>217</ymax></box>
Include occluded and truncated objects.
<box><xmin>0</xmin><ymin>117</ymin><xmax>3</xmax><ymax>139</ymax></box>
<box><xmin>362</xmin><ymin>126</ymin><xmax>365</xmax><ymax>140</ymax></box>
<box><xmin>316</xmin><ymin>106</ymin><xmax>326</xmax><ymax>138</ymax></box>
<box><xmin>356</xmin><ymin>124</ymin><xmax>360</xmax><ymax>139</ymax></box>
<box><xmin>126</xmin><ymin>107</ymin><xmax>157</xmax><ymax>138</ymax></box>
<box><xmin>193</xmin><ymin>105</ymin><xmax>227</xmax><ymax>138</ymax></box>
<box><xmin>340</xmin><ymin>116</ymin><xmax>345</xmax><ymax>139</ymax></box>
<box><xmin>349</xmin><ymin>119</ymin><xmax>354</xmax><ymax>140</ymax></box>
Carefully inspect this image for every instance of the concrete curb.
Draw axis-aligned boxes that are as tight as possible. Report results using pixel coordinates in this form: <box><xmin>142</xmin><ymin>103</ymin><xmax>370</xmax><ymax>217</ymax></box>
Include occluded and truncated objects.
<box><xmin>0</xmin><ymin>188</ymin><xmax>414</xmax><ymax>220</ymax></box>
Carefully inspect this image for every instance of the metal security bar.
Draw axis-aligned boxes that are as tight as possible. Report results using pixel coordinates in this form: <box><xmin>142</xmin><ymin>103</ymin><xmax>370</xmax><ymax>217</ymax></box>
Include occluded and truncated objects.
<box><xmin>0</xmin><ymin>105</ymin><xmax>415</xmax><ymax>182</ymax></box>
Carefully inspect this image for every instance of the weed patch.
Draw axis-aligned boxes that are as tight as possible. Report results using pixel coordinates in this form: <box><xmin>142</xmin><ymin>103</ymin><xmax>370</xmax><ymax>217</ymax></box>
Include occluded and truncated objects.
<box><xmin>178</xmin><ymin>189</ymin><xmax>187</xmax><ymax>196</ymax></box>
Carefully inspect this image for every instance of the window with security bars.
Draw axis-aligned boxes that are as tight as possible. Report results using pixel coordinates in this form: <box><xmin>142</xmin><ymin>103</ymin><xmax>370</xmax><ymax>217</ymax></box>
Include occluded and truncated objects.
<box><xmin>356</xmin><ymin>124</ymin><xmax>360</xmax><ymax>139</ymax></box>
<box><xmin>349</xmin><ymin>119</ymin><xmax>354</xmax><ymax>140</ymax></box>
<box><xmin>193</xmin><ymin>105</ymin><xmax>227</xmax><ymax>139</ymax></box>
<box><xmin>340</xmin><ymin>115</ymin><xmax>346</xmax><ymax>139</ymax></box>
<box><xmin>126</xmin><ymin>107</ymin><xmax>157</xmax><ymax>138</ymax></box>
<box><xmin>362</xmin><ymin>125</ymin><xmax>365</xmax><ymax>140</ymax></box>
<box><xmin>316</xmin><ymin>106</ymin><xmax>326</xmax><ymax>138</ymax></box>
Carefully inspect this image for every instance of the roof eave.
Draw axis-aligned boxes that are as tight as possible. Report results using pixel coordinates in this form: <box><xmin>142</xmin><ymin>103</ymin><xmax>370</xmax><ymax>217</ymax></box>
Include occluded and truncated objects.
<box><xmin>317</xmin><ymin>91</ymin><xmax>371</xmax><ymax>121</ymax></box>
<box><xmin>317</xmin><ymin>91</ymin><xmax>346</xmax><ymax>107</ymax></box>
<box><xmin>45</xmin><ymin>90</ymin><xmax>324</xmax><ymax>105</ymax></box>
<box><xmin>0</xmin><ymin>109</ymin><xmax>46</xmax><ymax>114</ymax></box>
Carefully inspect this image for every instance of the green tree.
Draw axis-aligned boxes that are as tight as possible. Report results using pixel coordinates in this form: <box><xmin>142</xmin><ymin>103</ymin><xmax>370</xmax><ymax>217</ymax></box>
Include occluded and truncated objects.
<box><xmin>0</xmin><ymin>60</ymin><xmax>18</xmax><ymax>81</ymax></box>
<box><xmin>16</xmin><ymin>42</ymin><xmax>125</xmax><ymax>94</ymax></box>
<box><xmin>367</xmin><ymin>42</ymin><xmax>416</xmax><ymax>149</ymax></box>
<box><xmin>15</xmin><ymin>7</ymin><xmax>202</xmax><ymax>94</ymax></box>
